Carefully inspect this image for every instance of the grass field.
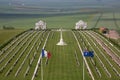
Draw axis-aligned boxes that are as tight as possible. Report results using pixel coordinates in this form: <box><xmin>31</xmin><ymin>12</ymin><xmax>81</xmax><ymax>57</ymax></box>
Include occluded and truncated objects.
<box><xmin>0</xmin><ymin>12</ymin><xmax>120</xmax><ymax>31</ymax></box>
<box><xmin>0</xmin><ymin>29</ymin><xmax>119</xmax><ymax>80</ymax></box>
<box><xmin>0</xmin><ymin>1</ymin><xmax>120</xmax><ymax>80</ymax></box>
<box><xmin>0</xmin><ymin>12</ymin><xmax>92</xmax><ymax>29</ymax></box>
<box><xmin>0</xmin><ymin>29</ymin><xmax>25</xmax><ymax>46</ymax></box>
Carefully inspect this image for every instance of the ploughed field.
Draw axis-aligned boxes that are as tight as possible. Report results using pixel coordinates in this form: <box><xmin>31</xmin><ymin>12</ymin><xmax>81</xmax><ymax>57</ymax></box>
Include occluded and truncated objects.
<box><xmin>0</xmin><ymin>29</ymin><xmax>120</xmax><ymax>80</ymax></box>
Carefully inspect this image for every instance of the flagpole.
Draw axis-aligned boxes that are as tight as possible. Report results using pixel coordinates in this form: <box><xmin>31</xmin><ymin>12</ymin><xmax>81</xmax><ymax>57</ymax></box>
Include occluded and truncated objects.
<box><xmin>45</xmin><ymin>58</ymin><xmax>48</xmax><ymax>65</ymax></box>
<box><xmin>83</xmin><ymin>56</ymin><xmax>84</xmax><ymax>80</ymax></box>
<box><xmin>41</xmin><ymin>58</ymin><xmax>43</xmax><ymax>80</ymax></box>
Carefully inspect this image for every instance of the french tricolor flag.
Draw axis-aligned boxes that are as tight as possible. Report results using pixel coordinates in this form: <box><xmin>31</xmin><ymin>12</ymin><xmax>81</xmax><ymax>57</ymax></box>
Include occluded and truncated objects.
<box><xmin>41</xmin><ymin>49</ymin><xmax>51</xmax><ymax>59</ymax></box>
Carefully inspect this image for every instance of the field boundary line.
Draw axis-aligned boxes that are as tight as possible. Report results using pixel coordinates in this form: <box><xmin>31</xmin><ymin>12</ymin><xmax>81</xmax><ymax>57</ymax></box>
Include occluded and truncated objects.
<box><xmin>31</xmin><ymin>31</ymin><xmax>50</xmax><ymax>80</ymax></box>
<box><xmin>81</xmin><ymin>31</ymin><xmax>111</xmax><ymax>77</ymax></box>
<box><xmin>24</xmin><ymin>31</ymin><xmax>44</xmax><ymax>77</ymax></box>
<box><xmin>92</xmin><ymin>31</ymin><xmax>120</xmax><ymax>54</ymax></box>
<box><xmin>85</xmin><ymin>31</ymin><xmax>120</xmax><ymax>76</ymax></box>
<box><xmin>72</xmin><ymin>31</ymin><xmax>95</xmax><ymax>80</ymax></box>
<box><xmin>15</xmin><ymin>31</ymin><xmax>40</xmax><ymax>76</ymax></box>
<box><xmin>4</xmin><ymin>32</ymin><xmax>31</xmax><ymax>76</ymax></box>
<box><xmin>89</xmin><ymin>31</ymin><xmax>120</xmax><ymax>65</ymax></box>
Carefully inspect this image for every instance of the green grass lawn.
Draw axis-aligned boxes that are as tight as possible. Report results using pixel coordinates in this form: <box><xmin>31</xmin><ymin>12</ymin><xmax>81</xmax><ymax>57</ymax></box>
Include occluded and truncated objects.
<box><xmin>0</xmin><ymin>29</ymin><xmax>119</xmax><ymax>80</ymax></box>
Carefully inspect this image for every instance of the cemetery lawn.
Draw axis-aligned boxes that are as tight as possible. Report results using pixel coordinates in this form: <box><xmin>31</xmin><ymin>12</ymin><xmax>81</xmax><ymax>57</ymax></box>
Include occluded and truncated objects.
<box><xmin>0</xmin><ymin>29</ymin><xmax>120</xmax><ymax>80</ymax></box>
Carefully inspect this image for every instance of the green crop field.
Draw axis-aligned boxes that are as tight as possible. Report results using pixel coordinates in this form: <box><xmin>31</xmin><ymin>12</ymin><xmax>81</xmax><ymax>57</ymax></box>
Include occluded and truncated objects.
<box><xmin>0</xmin><ymin>12</ymin><xmax>120</xmax><ymax>31</ymax></box>
<box><xmin>0</xmin><ymin>12</ymin><xmax>92</xmax><ymax>29</ymax></box>
<box><xmin>0</xmin><ymin>29</ymin><xmax>120</xmax><ymax>80</ymax></box>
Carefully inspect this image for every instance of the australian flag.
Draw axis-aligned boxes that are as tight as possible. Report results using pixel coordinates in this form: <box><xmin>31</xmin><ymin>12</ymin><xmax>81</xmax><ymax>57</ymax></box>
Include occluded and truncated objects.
<box><xmin>83</xmin><ymin>51</ymin><xmax>94</xmax><ymax>58</ymax></box>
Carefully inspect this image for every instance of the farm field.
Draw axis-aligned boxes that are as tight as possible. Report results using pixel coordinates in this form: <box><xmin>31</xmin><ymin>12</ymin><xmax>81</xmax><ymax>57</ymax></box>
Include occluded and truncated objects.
<box><xmin>95</xmin><ymin>13</ymin><xmax>120</xmax><ymax>30</ymax></box>
<box><xmin>0</xmin><ymin>12</ymin><xmax>93</xmax><ymax>29</ymax></box>
<box><xmin>0</xmin><ymin>12</ymin><xmax>120</xmax><ymax>34</ymax></box>
<box><xmin>0</xmin><ymin>29</ymin><xmax>25</xmax><ymax>46</ymax></box>
<box><xmin>0</xmin><ymin>29</ymin><xmax>119</xmax><ymax>80</ymax></box>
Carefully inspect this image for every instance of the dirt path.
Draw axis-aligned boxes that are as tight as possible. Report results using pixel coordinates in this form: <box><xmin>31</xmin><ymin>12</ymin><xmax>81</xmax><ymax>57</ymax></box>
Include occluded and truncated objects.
<box><xmin>105</xmin><ymin>30</ymin><xmax>120</xmax><ymax>39</ymax></box>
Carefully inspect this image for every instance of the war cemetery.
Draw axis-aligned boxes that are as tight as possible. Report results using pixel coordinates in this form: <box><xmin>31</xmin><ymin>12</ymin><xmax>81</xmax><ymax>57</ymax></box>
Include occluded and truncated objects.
<box><xmin>0</xmin><ymin>0</ymin><xmax>120</xmax><ymax>80</ymax></box>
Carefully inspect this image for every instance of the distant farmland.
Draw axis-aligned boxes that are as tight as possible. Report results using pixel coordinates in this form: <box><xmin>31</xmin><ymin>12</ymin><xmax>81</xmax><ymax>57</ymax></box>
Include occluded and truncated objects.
<box><xmin>0</xmin><ymin>12</ymin><xmax>120</xmax><ymax>32</ymax></box>
<box><xmin>0</xmin><ymin>29</ymin><xmax>120</xmax><ymax>80</ymax></box>
<box><xmin>0</xmin><ymin>0</ymin><xmax>120</xmax><ymax>30</ymax></box>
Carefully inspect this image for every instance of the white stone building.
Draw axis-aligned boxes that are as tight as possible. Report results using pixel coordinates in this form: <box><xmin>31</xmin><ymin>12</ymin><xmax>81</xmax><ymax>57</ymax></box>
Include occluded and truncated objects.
<box><xmin>75</xmin><ymin>20</ymin><xmax>87</xmax><ymax>29</ymax></box>
<box><xmin>35</xmin><ymin>20</ymin><xmax>46</xmax><ymax>30</ymax></box>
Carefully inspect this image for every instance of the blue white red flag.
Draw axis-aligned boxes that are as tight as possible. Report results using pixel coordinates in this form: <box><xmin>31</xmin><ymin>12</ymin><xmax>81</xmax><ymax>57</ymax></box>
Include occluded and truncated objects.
<box><xmin>41</xmin><ymin>49</ymin><xmax>51</xmax><ymax>59</ymax></box>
